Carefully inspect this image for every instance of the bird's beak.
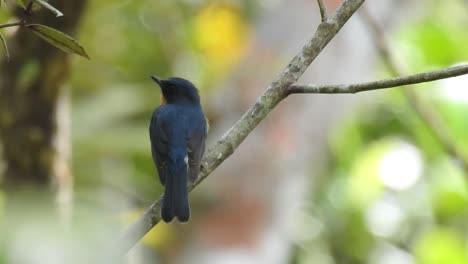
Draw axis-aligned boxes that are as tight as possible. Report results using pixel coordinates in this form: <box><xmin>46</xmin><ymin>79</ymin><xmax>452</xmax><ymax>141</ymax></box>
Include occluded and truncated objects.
<box><xmin>151</xmin><ymin>75</ymin><xmax>163</xmax><ymax>86</ymax></box>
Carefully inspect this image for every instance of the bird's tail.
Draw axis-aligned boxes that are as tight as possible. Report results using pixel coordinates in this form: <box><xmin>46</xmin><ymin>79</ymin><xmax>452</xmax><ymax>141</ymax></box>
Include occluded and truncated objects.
<box><xmin>161</xmin><ymin>153</ymin><xmax>190</xmax><ymax>223</ymax></box>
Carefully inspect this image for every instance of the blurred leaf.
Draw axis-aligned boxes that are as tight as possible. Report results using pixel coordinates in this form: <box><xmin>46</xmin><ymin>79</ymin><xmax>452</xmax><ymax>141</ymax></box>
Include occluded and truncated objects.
<box><xmin>415</xmin><ymin>227</ymin><xmax>468</xmax><ymax>264</ymax></box>
<box><xmin>332</xmin><ymin>211</ymin><xmax>374</xmax><ymax>262</ymax></box>
<box><xmin>384</xmin><ymin>90</ymin><xmax>445</xmax><ymax>159</ymax></box>
<box><xmin>15</xmin><ymin>0</ymin><xmax>43</xmax><ymax>12</ymax></box>
<box><xmin>397</xmin><ymin>21</ymin><xmax>468</xmax><ymax>69</ymax></box>
<box><xmin>26</xmin><ymin>24</ymin><xmax>89</xmax><ymax>59</ymax></box>
<box><xmin>72</xmin><ymin>85</ymin><xmax>146</xmax><ymax>137</ymax></box>
<box><xmin>434</xmin><ymin>191</ymin><xmax>468</xmax><ymax>217</ymax></box>
<box><xmin>347</xmin><ymin>140</ymin><xmax>389</xmax><ymax>208</ymax></box>
<box><xmin>432</xmin><ymin>100</ymin><xmax>468</xmax><ymax>149</ymax></box>
<box><xmin>15</xmin><ymin>0</ymin><xmax>26</xmax><ymax>8</ymax></box>
<box><xmin>330</xmin><ymin>117</ymin><xmax>363</xmax><ymax>169</ymax></box>
<box><xmin>429</xmin><ymin>159</ymin><xmax>468</xmax><ymax>218</ymax></box>
<box><xmin>0</xmin><ymin>32</ymin><xmax>8</xmax><ymax>62</ymax></box>
<box><xmin>32</xmin><ymin>0</ymin><xmax>63</xmax><ymax>17</ymax></box>
<box><xmin>17</xmin><ymin>59</ymin><xmax>39</xmax><ymax>89</ymax></box>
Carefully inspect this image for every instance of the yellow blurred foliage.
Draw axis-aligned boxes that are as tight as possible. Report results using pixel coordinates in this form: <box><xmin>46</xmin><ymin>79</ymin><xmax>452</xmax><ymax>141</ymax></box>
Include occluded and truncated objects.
<box><xmin>415</xmin><ymin>227</ymin><xmax>468</xmax><ymax>264</ymax></box>
<box><xmin>194</xmin><ymin>3</ymin><xmax>249</xmax><ymax>72</ymax></box>
<box><xmin>118</xmin><ymin>208</ymin><xmax>174</xmax><ymax>250</ymax></box>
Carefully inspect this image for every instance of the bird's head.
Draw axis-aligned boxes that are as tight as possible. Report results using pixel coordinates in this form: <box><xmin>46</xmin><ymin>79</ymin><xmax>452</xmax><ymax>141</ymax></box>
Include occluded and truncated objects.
<box><xmin>151</xmin><ymin>76</ymin><xmax>200</xmax><ymax>105</ymax></box>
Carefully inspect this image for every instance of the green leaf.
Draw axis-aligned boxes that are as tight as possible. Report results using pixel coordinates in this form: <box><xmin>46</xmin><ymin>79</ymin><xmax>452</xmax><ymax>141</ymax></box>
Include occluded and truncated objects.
<box><xmin>33</xmin><ymin>0</ymin><xmax>63</xmax><ymax>17</ymax></box>
<box><xmin>16</xmin><ymin>0</ymin><xmax>26</xmax><ymax>8</ymax></box>
<box><xmin>415</xmin><ymin>227</ymin><xmax>468</xmax><ymax>264</ymax></box>
<box><xmin>26</xmin><ymin>24</ymin><xmax>89</xmax><ymax>59</ymax></box>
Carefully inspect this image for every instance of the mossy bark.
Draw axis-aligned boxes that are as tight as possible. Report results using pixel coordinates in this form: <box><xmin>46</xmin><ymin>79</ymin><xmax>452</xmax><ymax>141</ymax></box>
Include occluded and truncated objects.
<box><xmin>0</xmin><ymin>1</ymin><xmax>86</xmax><ymax>194</ymax></box>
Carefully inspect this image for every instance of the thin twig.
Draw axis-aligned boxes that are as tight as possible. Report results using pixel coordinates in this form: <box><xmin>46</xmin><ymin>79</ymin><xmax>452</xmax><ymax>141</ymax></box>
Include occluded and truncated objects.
<box><xmin>317</xmin><ymin>0</ymin><xmax>328</xmax><ymax>22</ymax></box>
<box><xmin>116</xmin><ymin>0</ymin><xmax>366</xmax><ymax>255</ymax></box>
<box><xmin>0</xmin><ymin>20</ymin><xmax>24</xmax><ymax>29</ymax></box>
<box><xmin>289</xmin><ymin>64</ymin><xmax>468</xmax><ymax>94</ymax></box>
<box><xmin>0</xmin><ymin>32</ymin><xmax>9</xmax><ymax>62</ymax></box>
<box><xmin>25</xmin><ymin>1</ymin><xmax>34</xmax><ymax>14</ymax></box>
<box><xmin>359</xmin><ymin>7</ymin><xmax>468</xmax><ymax>172</ymax></box>
<box><xmin>0</xmin><ymin>1</ymin><xmax>31</xmax><ymax>30</ymax></box>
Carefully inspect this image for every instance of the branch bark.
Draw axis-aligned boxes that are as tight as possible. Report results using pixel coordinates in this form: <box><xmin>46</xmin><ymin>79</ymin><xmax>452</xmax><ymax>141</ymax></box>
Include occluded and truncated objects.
<box><xmin>117</xmin><ymin>0</ymin><xmax>366</xmax><ymax>254</ymax></box>
<box><xmin>289</xmin><ymin>64</ymin><xmax>468</xmax><ymax>94</ymax></box>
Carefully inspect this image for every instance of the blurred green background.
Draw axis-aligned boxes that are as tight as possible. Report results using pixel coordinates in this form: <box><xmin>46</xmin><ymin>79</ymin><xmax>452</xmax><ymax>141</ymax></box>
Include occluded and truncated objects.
<box><xmin>1</xmin><ymin>0</ymin><xmax>468</xmax><ymax>263</ymax></box>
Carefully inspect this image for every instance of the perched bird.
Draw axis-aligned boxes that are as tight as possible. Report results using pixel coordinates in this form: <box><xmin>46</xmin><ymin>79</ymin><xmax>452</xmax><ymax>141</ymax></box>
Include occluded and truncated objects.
<box><xmin>149</xmin><ymin>76</ymin><xmax>207</xmax><ymax>223</ymax></box>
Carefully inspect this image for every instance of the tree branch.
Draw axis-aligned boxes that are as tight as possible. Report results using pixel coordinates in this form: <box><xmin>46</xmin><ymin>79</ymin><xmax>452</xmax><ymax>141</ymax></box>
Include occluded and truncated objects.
<box><xmin>116</xmin><ymin>0</ymin><xmax>366</xmax><ymax>254</ymax></box>
<box><xmin>359</xmin><ymin>8</ymin><xmax>468</xmax><ymax>171</ymax></box>
<box><xmin>289</xmin><ymin>64</ymin><xmax>468</xmax><ymax>94</ymax></box>
<box><xmin>317</xmin><ymin>0</ymin><xmax>328</xmax><ymax>22</ymax></box>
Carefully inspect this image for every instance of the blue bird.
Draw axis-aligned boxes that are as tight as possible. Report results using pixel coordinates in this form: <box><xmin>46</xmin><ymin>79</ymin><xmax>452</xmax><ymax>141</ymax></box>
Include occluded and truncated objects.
<box><xmin>149</xmin><ymin>76</ymin><xmax>207</xmax><ymax>223</ymax></box>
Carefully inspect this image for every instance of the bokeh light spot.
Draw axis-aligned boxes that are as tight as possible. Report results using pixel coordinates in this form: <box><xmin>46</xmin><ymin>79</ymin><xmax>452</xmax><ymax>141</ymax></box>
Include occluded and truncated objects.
<box><xmin>378</xmin><ymin>142</ymin><xmax>423</xmax><ymax>191</ymax></box>
<box><xmin>365</xmin><ymin>196</ymin><xmax>405</xmax><ymax>238</ymax></box>
<box><xmin>438</xmin><ymin>63</ymin><xmax>468</xmax><ymax>103</ymax></box>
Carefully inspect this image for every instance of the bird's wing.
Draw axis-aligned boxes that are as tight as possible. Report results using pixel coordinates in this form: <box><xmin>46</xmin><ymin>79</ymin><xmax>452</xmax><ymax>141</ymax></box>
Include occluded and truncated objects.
<box><xmin>150</xmin><ymin>107</ymin><xmax>169</xmax><ymax>186</ymax></box>
<box><xmin>187</xmin><ymin>117</ymin><xmax>207</xmax><ymax>182</ymax></box>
